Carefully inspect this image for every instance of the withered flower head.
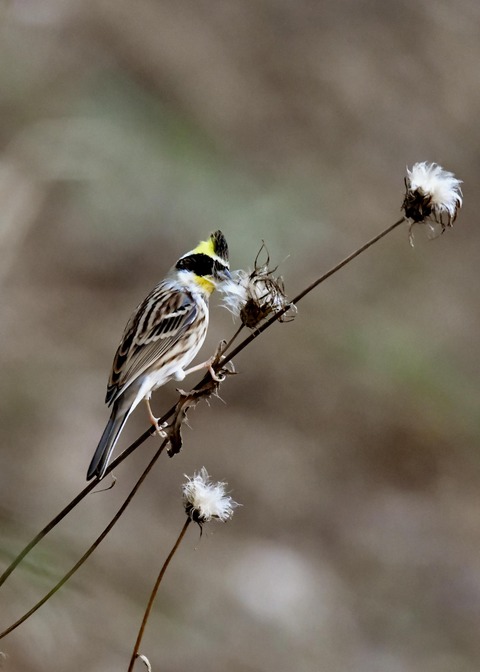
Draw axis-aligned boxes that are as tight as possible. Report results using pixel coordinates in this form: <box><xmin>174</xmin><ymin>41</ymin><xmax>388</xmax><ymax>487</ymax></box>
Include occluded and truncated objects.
<box><xmin>402</xmin><ymin>162</ymin><xmax>463</xmax><ymax>230</ymax></box>
<box><xmin>182</xmin><ymin>467</ymin><xmax>238</xmax><ymax>525</ymax></box>
<box><xmin>220</xmin><ymin>244</ymin><xmax>295</xmax><ymax>329</ymax></box>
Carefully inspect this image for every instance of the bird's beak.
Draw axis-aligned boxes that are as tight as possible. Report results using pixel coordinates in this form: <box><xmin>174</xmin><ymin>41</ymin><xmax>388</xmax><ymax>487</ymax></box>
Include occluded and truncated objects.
<box><xmin>216</xmin><ymin>267</ymin><xmax>232</xmax><ymax>282</ymax></box>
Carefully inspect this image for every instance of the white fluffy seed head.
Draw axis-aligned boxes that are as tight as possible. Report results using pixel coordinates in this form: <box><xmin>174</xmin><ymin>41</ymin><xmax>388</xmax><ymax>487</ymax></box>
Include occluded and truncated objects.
<box><xmin>403</xmin><ymin>162</ymin><xmax>463</xmax><ymax>225</ymax></box>
<box><xmin>182</xmin><ymin>467</ymin><xmax>238</xmax><ymax>524</ymax></box>
<box><xmin>219</xmin><ymin>268</ymin><xmax>293</xmax><ymax>328</ymax></box>
<box><xmin>218</xmin><ymin>272</ymin><xmax>249</xmax><ymax>317</ymax></box>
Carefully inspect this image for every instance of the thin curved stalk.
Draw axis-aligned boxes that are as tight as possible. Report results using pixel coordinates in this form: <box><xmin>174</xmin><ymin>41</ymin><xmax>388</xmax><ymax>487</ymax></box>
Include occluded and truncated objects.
<box><xmin>219</xmin><ymin>217</ymin><xmax>406</xmax><ymax>368</ymax></box>
<box><xmin>127</xmin><ymin>518</ymin><xmax>191</xmax><ymax>672</ymax></box>
<box><xmin>0</xmin><ymin>426</ymin><xmax>162</xmax><ymax>587</ymax></box>
<box><xmin>0</xmin><ymin>440</ymin><xmax>168</xmax><ymax>639</ymax></box>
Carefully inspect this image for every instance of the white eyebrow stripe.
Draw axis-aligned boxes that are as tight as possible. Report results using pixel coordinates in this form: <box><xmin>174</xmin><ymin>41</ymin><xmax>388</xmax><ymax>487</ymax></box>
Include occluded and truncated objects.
<box><xmin>178</xmin><ymin>251</ymin><xmax>230</xmax><ymax>266</ymax></box>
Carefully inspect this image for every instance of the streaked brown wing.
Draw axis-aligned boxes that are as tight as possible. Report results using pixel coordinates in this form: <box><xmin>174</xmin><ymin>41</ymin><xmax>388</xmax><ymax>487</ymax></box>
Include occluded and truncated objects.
<box><xmin>105</xmin><ymin>283</ymin><xmax>197</xmax><ymax>405</ymax></box>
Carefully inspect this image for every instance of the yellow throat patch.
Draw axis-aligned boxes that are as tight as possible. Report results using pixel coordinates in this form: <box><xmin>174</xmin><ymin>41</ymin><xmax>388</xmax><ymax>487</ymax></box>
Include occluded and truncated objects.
<box><xmin>194</xmin><ymin>275</ymin><xmax>216</xmax><ymax>294</ymax></box>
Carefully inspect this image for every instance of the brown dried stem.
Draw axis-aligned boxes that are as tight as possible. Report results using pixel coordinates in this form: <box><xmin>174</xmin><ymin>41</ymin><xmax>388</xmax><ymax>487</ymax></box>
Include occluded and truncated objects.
<box><xmin>127</xmin><ymin>518</ymin><xmax>192</xmax><ymax>672</ymax></box>
<box><xmin>0</xmin><ymin>439</ymin><xmax>168</xmax><ymax>639</ymax></box>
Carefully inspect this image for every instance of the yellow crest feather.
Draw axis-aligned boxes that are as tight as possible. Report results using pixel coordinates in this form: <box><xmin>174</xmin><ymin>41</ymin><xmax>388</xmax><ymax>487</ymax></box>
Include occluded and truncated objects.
<box><xmin>193</xmin><ymin>237</ymin><xmax>216</xmax><ymax>257</ymax></box>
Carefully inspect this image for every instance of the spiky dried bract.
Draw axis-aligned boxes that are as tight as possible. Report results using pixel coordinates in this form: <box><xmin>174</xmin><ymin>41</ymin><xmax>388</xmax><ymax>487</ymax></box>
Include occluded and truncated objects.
<box><xmin>402</xmin><ymin>162</ymin><xmax>463</xmax><ymax>228</ymax></box>
<box><xmin>220</xmin><ymin>244</ymin><xmax>295</xmax><ymax>329</ymax></box>
<box><xmin>166</xmin><ymin>340</ymin><xmax>235</xmax><ymax>457</ymax></box>
<box><xmin>239</xmin><ymin>269</ymin><xmax>293</xmax><ymax>329</ymax></box>
<box><xmin>183</xmin><ymin>467</ymin><xmax>238</xmax><ymax>525</ymax></box>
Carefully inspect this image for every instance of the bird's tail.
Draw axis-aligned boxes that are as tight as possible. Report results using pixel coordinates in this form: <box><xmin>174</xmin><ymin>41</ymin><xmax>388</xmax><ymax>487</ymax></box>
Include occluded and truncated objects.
<box><xmin>87</xmin><ymin>402</ymin><xmax>129</xmax><ymax>481</ymax></box>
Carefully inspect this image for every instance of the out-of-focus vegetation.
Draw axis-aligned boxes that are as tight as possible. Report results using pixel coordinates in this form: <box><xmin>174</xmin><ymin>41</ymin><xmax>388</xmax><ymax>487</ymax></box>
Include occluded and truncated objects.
<box><xmin>1</xmin><ymin>1</ymin><xmax>480</xmax><ymax>671</ymax></box>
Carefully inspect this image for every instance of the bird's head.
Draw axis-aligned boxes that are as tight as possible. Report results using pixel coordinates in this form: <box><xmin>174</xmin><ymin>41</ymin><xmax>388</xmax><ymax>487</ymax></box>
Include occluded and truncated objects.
<box><xmin>175</xmin><ymin>230</ymin><xmax>231</xmax><ymax>295</ymax></box>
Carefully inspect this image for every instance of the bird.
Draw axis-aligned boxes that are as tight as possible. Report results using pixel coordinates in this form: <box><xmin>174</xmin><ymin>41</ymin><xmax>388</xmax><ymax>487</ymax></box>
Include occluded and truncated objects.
<box><xmin>87</xmin><ymin>230</ymin><xmax>231</xmax><ymax>481</ymax></box>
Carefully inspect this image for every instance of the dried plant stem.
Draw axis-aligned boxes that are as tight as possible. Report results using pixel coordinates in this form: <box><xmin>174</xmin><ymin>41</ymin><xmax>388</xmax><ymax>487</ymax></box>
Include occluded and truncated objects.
<box><xmin>0</xmin><ymin>440</ymin><xmax>168</xmax><ymax>640</ymax></box>
<box><xmin>221</xmin><ymin>323</ymin><xmax>244</xmax><ymax>354</ymax></box>
<box><xmin>127</xmin><ymin>518</ymin><xmax>192</xmax><ymax>672</ymax></box>
<box><xmin>0</xmin><ymin>424</ymin><xmax>170</xmax><ymax>588</ymax></box>
<box><xmin>219</xmin><ymin>217</ymin><xmax>406</xmax><ymax>368</ymax></box>
<box><xmin>0</xmin><ymin>483</ymin><xmax>98</xmax><ymax>589</ymax></box>
<box><xmin>0</xmin><ymin>216</ymin><xmax>405</xmax><ymax>588</ymax></box>
<box><xmin>293</xmin><ymin>217</ymin><xmax>406</xmax><ymax>304</ymax></box>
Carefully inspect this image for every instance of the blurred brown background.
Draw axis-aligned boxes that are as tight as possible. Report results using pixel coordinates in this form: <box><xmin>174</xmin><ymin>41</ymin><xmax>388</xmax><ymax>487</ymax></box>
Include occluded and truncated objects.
<box><xmin>1</xmin><ymin>1</ymin><xmax>480</xmax><ymax>670</ymax></box>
